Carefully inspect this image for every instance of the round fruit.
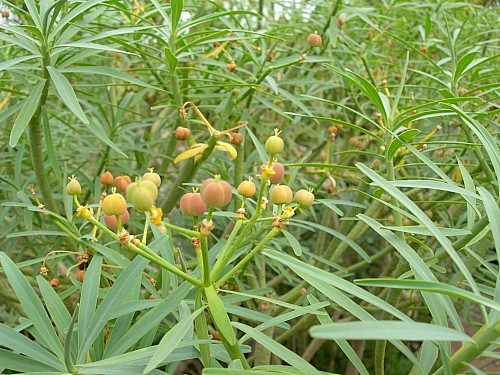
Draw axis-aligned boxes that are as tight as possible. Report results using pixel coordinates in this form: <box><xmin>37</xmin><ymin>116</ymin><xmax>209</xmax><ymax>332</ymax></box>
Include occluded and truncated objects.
<box><xmin>230</xmin><ymin>133</ymin><xmax>243</xmax><ymax>146</ymax></box>
<box><xmin>115</xmin><ymin>175</ymin><xmax>132</xmax><ymax>191</ymax></box>
<box><xmin>143</xmin><ymin>170</ymin><xmax>161</xmax><ymax>188</ymax></box>
<box><xmin>100</xmin><ymin>171</ymin><xmax>113</xmax><ymax>186</ymax></box>
<box><xmin>265</xmin><ymin>135</ymin><xmax>284</xmax><ymax>155</ymax></box>
<box><xmin>50</xmin><ymin>278</ymin><xmax>60</xmax><ymax>287</ymax></box>
<box><xmin>200</xmin><ymin>177</ymin><xmax>233</xmax><ymax>208</ymax></box>
<box><xmin>76</xmin><ymin>270</ymin><xmax>86</xmax><ymax>282</ymax></box>
<box><xmin>126</xmin><ymin>180</ymin><xmax>157</xmax><ymax>212</ymax></box>
<box><xmin>175</xmin><ymin>126</ymin><xmax>190</xmax><ymax>141</ymax></box>
<box><xmin>180</xmin><ymin>192</ymin><xmax>207</xmax><ymax>216</ymax></box>
<box><xmin>307</xmin><ymin>33</ymin><xmax>322</xmax><ymax>47</ymax></box>
<box><xmin>237</xmin><ymin>180</ymin><xmax>256</xmax><ymax>198</ymax></box>
<box><xmin>270</xmin><ymin>185</ymin><xmax>293</xmax><ymax>205</ymax></box>
<box><xmin>104</xmin><ymin>210</ymin><xmax>130</xmax><ymax>229</ymax></box>
<box><xmin>102</xmin><ymin>193</ymin><xmax>127</xmax><ymax>216</ymax></box>
<box><xmin>262</xmin><ymin>162</ymin><xmax>285</xmax><ymax>184</ymax></box>
<box><xmin>294</xmin><ymin>189</ymin><xmax>315</xmax><ymax>209</ymax></box>
<box><xmin>66</xmin><ymin>178</ymin><xmax>81</xmax><ymax>195</ymax></box>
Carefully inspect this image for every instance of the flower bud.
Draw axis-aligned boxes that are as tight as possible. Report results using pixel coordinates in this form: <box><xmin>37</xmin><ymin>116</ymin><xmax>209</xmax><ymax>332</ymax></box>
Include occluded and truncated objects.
<box><xmin>66</xmin><ymin>177</ymin><xmax>81</xmax><ymax>196</ymax></box>
<box><xmin>307</xmin><ymin>33</ymin><xmax>322</xmax><ymax>47</ymax></box>
<box><xmin>104</xmin><ymin>210</ymin><xmax>130</xmax><ymax>229</ymax></box>
<box><xmin>102</xmin><ymin>193</ymin><xmax>127</xmax><ymax>216</ymax></box>
<box><xmin>180</xmin><ymin>192</ymin><xmax>207</xmax><ymax>216</ymax></box>
<box><xmin>262</xmin><ymin>162</ymin><xmax>285</xmax><ymax>184</ymax></box>
<box><xmin>294</xmin><ymin>189</ymin><xmax>315</xmax><ymax>208</ymax></box>
<box><xmin>175</xmin><ymin>126</ymin><xmax>190</xmax><ymax>141</ymax></box>
<box><xmin>237</xmin><ymin>180</ymin><xmax>256</xmax><ymax>198</ymax></box>
<box><xmin>270</xmin><ymin>185</ymin><xmax>293</xmax><ymax>205</ymax></box>
<box><xmin>265</xmin><ymin>134</ymin><xmax>284</xmax><ymax>155</ymax></box>
<box><xmin>143</xmin><ymin>169</ymin><xmax>161</xmax><ymax>188</ymax></box>
<box><xmin>200</xmin><ymin>177</ymin><xmax>233</xmax><ymax>208</ymax></box>
<box><xmin>100</xmin><ymin>171</ymin><xmax>113</xmax><ymax>186</ymax></box>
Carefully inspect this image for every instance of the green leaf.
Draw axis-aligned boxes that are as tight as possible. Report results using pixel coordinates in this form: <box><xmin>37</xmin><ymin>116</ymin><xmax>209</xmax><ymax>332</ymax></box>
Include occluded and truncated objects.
<box><xmin>50</xmin><ymin>0</ymin><xmax>108</xmax><ymax>37</ymax></box>
<box><xmin>233</xmin><ymin>322</ymin><xmax>321</xmax><ymax>375</ymax></box>
<box><xmin>0</xmin><ymin>252</ymin><xmax>64</xmax><ymax>360</ymax></box>
<box><xmin>9</xmin><ymin>79</ymin><xmax>46</xmax><ymax>148</ymax></box>
<box><xmin>387</xmin><ymin>129</ymin><xmax>420</xmax><ymax>160</ymax></box>
<box><xmin>85</xmin><ymin>119</ymin><xmax>128</xmax><ymax>158</ymax></box>
<box><xmin>380</xmin><ymin>225</ymin><xmax>471</xmax><ymax>237</ymax></box>
<box><xmin>46</xmin><ymin>66</ymin><xmax>88</xmax><ymax>124</ymax></box>
<box><xmin>355</xmin><ymin>278</ymin><xmax>500</xmax><ymax>313</ymax></box>
<box><xmin>164</xmin><ymin>46</ymin><xmax>178</xmax><ymax>73</ymax></box>
<box><xmin>144</xmin><ymin>305</ymin><xmax>205</xmax><ymax>373</ymax></box>
<box><xmin>310</xmin><ymin>321</ymin><xmax>473</xmax><ymax>342</ymax></box>
<box><xmin>246</xmin><ymin>126</ymin><xmax>268</xmax><ymax>162</ymax></box>
<box><xmin>0</xmin><ymin>348</ymin><xmax>59</xmax><ymax>373</ymax></box>
<box><xmin>453</xmin><ymin>51</ymin><xmax>478</xmax><ymax>85</ymax></box>
<box><xmin>171</xmin><ymin>0</ymin><xmax>184</xmax><ymax>33</ymax></box>
<box><xmin>37</xmin><ymin>276</ymin><xmax>71</xmax><ymax>339</ymax></box>
<box><xmin>64</xmin><ymin>305</ymin><xmax>79</xmax><ymax>374</ymax></box>
<box><xmin>205</xmin><ymin>285</ymin><xmax>236</xmax><ymax>346</ymax></box>
<box><xmin>0</xmin><ymin>55</ymin><xmax>39</xmax><ymax>71</ymax></box>
<box><xmin>282</xmin><ymin>230</ymin><xmax>302</xmax><ymax>256</ymax></box>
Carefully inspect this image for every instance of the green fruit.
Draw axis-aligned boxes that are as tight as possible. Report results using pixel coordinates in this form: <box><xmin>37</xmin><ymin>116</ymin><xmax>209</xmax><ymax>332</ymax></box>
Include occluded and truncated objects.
<box><xmin>294</xmin><ymin>189</ymin><xmax>314</xmax><ymax>208</ymax></box>
<box><xmin>265</xmin><ymin>135</ymin><xmax>284</xmax><ymax>155</ymax></box>
<box><xmin>143</xmin><ymin>171</ymin><xmax>161</xmax><ymax>188</ymax></box>
<box><xmin>66</xmin><ymin>178</ymin><xmax>81</xmax><ymax>195</ymax></box>
<box><xmin>102</xmin><ymin>193</ymin><xmax>127</xmax><ymax>216</ymax></box>
<box><xmin>200</xmin><ymin>177</ymin><xmax>233</xmax><ymax>208</ymax></box>
<box><xmin>126</xmin><ymin>180</ymin><xmax>158</xmax><ymax>212</ymax></box>
<box><xmin>270</xmin><ymin>185</ymin><xmax>293</xmax><ymax>205</ymax></box>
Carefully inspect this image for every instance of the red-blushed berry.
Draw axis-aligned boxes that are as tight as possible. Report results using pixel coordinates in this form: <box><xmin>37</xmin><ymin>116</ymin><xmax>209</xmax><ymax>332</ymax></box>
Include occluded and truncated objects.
<box><xmin>50</xmin><ymin>278</ymin><xmax>60</xmax><ymax>287</ymax></box>
<box><xmin>262</xmin><ymin>162</ymin><xmax>285</xmax><ymax>184</ymax></box>
<box><xmin>115</xmin><ymin>175</ymin><xmax>132</xmax><ymax>191</ymax></box>
<box><xmin>76</xmin><ymin>270</ymin><xmax>86</xmax><ymax>282</ymax></box>
<box><xmin>100</xmin><ymin>171</ymin><xmax>113</xmax><ymax>186</ymax></box>
<box><xmin>237</xmin><ymin>180</ymin><xmax>256</xmax><ymax>198</ymax></box>
<box><xmin>180</xmin><ymin>192</ymin><xmax>207</xmax><ymax>216</ymax></box>
<box><xmin>175</xmin><ymin>126</ymin><xmax>190</xmax><ymax>141</ymax></box>
<box><xmin>104</xmin><ymin>210</ymin><xmax>130</xmax><ymax>229</ymax></box>
<box><xmin>307</xmin><ymin>33</ymin><xmax>322</xmax><ymax>47</ymax></box>
<box><xmin>200</xmin><ymin>177</ymin><xmax>233</xmax><ymax>208</ymax></box>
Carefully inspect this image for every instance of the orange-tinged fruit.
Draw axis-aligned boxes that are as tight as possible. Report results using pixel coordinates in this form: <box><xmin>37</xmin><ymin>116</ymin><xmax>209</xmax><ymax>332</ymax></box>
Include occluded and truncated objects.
<box><xmin>76</xmin><ymin>270</ymin><xmax>86</xmax><ymax>282</ymax></box>
<box><xmin>237</xmin><ymin>180</ymin><xmax>256</xmax><ymax>198</ymax></box>
<box><xmin>66</xmin><ymin>178</ymin><xmax>81</xmax><ymax>195</ymax></box>
<box><xmin>100</xmin><ymin>171</ymin><xmax>113</xmax><ymax>185</ymax></box>
<box><xmin>230</xmin><ymin>133</ymin><xmax>243</xmax><ymax>146</ymax></box>
<box><xmin>307</xmin><ymin>33</ymin><xmax>322</xmax><ymax>47</ymax></box>
<box><xmin>50</xmin><ymin>278</ymin><xmax>60</xmax><ymax>287</ymax></box>
<box><xmin>175</xmin><ymin>126</ymin><xmax>190</xmax><ymax>141</ymax></box>
<box><xmin>102</xmin><ymin>193</ymin><xmax>127</xmax><ymax>216</ymax></box>
<box><xmin>200</xmin><ymin>177</ymin><xmax>233</xmax><ymax>208</ymax></box>
<box><xmin>227</xmin><ymin>62</ymin><xmax>237</xmax><ymax>72</ymax></box>
<box><xmin>104</xmin><ymin>210</ymin><xmax>130</xmax><ymax>229</ymax></box>
<box><xmin>180</xmin><ymin>192</ymin><xmax>207</xmax><ymax>216</ymax></box>
<box><xmin>115</xmin><ymin>175</ymin><xmax>132</xmax><ymax>191</ymax></box>
<box><xmin>270</xmin><ymin>185</ymin><xmax>293</xmax><ymax>205</ymax></box>
<box><xmin>294</xmin><ymin>189</ymin><xmax>315</xmax><ymax>208</ymax></box>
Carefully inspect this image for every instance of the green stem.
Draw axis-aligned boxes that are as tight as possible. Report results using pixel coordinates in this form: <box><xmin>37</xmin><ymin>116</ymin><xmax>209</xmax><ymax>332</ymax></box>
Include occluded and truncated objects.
<box><xmin>162</xmin><ymin>220</ymin><xmax>201</xmax><ymax>238</ymax></box>
<box><xmin>215</xmin><ymin>228</ymin><xmax>280</xmax><ymax>288</ymax></box>
<box><xmin>200</xmin><ymin>235</ymin><xmax>211</xmax><ymax>287</ymax></box>
<box><xmin>211</xmin><ymin>220</ymin><xmax>243</xmax><ymax>282</ymax></box>
<box><xmin>433</xmin><ymin>320</ymin><xmax>500</xmax><ymax>375</ymax></box>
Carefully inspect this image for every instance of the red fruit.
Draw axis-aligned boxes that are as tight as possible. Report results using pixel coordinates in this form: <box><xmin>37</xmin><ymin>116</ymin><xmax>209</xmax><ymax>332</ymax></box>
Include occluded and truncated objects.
<box><xmin>307</xmin><ymin>33</ymin><xmax>322</xmax><ymax>47</ymax></box>
<box><xmin>262</xmin><ymin>162</ymin><xmax>285</xmax><ymax>184</ymax></box>
<box><xmin>104</xmin><ymin>210</ymin><xmax>130</xmax><ymax>229</ymax></box>
<box><xmin>76</xmin><ymin>270</ymin><xmax>86</xmax><ymax>282</ymax></box>
<box><xmin>200</xmin><ymin>177</ymin><xmax>233</xmax><ymax>208</ymax></box>
<box><xmin>180</xmin><ymin>192</ymin><xmax>207</xmax><ymax>216</ymax></box>
<box><xmin>270</xmin><ymin>185</ymin><xmax>293</xmax><ymax>205</ymax></box>
<box><xmin>175</xmin><ymin>126</ymin><xmax>190</xmax><ymax>141</ymax></box>
<box><xmin>102</xmin><ymin>193</ymin><xmax>127</xmax><ymax>216</ymax></box>
<box><xmin>100</xmin><ymin>171</ymin><xmax>113</xmax><ymax>186</ymax></box>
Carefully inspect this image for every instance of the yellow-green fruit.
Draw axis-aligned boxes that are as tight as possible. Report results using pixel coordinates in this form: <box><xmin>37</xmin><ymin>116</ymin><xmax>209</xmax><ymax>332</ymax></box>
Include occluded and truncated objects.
<box><xmin>127</xmin><ymin>180</ymin><xmax>157</xmax><ymax>212</ymax></box>
<box><xmin>237</xmin><ymin>180</ymin><xmax>256</xmax><ymax>198</ymax></box>
<box><xmin>102</xmin><ymin>193</ymin><xmax>127</xmax><ymax>216</ymax></box>
<box><xmin>265</xmin><ymin>135</ymin><xmax>284</xmax><ymax>155</ymax></box>
<box><xmin>270</xmin><ymin>185</ymin><xmax>293</xmax><ymax>205</ymax></box>
<box><xmin>66</xmin><ymin>178</ymin><xmax>81</xmax><ymax>195</ymax></box>
<box><xmin>294</xmin><ymin>189</ymin><xmax>314</xmax><ymax>208</ymax></box>
<box><xmin>143</xmin><ymin>171</ymin><xmax>161</xmax><ymax>188</ymax></box>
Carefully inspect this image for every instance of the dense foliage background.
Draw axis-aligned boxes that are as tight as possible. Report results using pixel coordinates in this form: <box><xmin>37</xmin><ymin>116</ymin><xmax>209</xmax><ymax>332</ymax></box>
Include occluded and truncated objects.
<box><xmin>0</xmin><ymin>0</ymin><xmax>499</xmax><ymax>374</ymax></box>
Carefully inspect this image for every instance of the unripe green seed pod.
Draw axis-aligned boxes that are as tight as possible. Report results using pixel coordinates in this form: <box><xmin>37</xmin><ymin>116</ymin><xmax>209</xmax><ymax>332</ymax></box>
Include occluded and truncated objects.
<box><xmin>127</xmin><ymin>180</ymin><xmax>157</xmax><ymax>212</ymax></box>
<box><xmin>180</xmin><ymin>192</ymin><xmax>207</xmax><ymax>216</ymax></box>
<box><xmin>143</xmin><ymin>170</ymin><xmax>161</xmax><ymax>188</ymax></box>
<box><xmin>102</xmin><ymin>193</ymin><xmax>127</xmax><ymax>216</ymax></box>
<box><xmin>200</xmin><ymin>178</ymin><xmax>233</xmax><ymax>208</ymax></box>
<box><xmin>237</xmin><ymin>180</ymin><xmax>256</xmax><ymax>198</ymax></box>
<box><xmin>294</xmin><ymin>189</ymin><xmax>315</xmax><ymax>208</ymax></box>
<box><xmin>265</xmin><ymin>135</ymin><xmax>284</xmax><ymax>155</ymax></box>
<box><xmin>270</xmin><ymin>185</ymin><xmax>293</xmax><ymax>205</ymax></box>
<box><xmin>66</xmin><ymin>178</ymin><xmax>81</xmax><ymax>196</ymax></box>
<box><xmin>262</xmin><ymin>162</ymin><xmax>285</xmax><ymax>184</ymax></box>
